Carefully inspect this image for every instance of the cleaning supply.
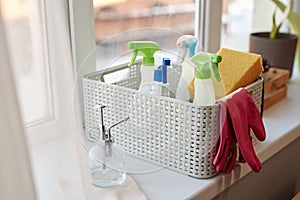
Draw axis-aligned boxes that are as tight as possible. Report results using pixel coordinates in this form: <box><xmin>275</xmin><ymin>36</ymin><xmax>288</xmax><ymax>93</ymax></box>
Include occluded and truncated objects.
<box><xmin>174</xmin><ymin>35</ymin><xmax>197</xmax><ymax>101</ymax></box>
<box><xmin>89</xmin><ymin>104</ymin><xmax>129</xmax><ymax>187</ymax></box>
<box><xmin>128</xmin><ymin>41</ymin><xmax>161</xmax><ymax>93</ymax></box>
<box><xmin>191</xmin><ymin>52</ymin><xmax>222</xmax><ymax>105</ymax></box>
<box><xmin>187</xmin><ymin>48</ymin><xmax>264</xmax><ymax>101</ymax></box>
<box><xmin>213</xmin><ymin>88</ymin><xmax>266</xmax><ymax>173</ymax></box>
<box><xmin>151</xmin><ymin>58</ymin><xmax>171</xmax><ymax>97</ymax></box>
<box><xmin>213</xmin><ymin>100</ymin><xmax>237</xmax><ymax>173</ymax></box>
<box><xmin>223</xmin><ymin>88</ymin><xmax>266</xmax><ymax>173</ymax></box>
<box><xmin>217</xmin><ymin>48</ymin><xmax>264</xmax><ymax>96</ymax></box>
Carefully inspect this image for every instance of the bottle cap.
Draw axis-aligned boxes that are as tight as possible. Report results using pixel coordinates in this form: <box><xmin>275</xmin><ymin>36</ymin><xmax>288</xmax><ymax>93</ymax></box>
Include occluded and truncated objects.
<box><xmin>162</xmin><ymin>58</ymin><xmax>171</xmax><ymax>66</ymax></box>
<box><xmin>191</xmin><ymin>52</ymin><xmax>222</xmax><ymax>81</ymax></box>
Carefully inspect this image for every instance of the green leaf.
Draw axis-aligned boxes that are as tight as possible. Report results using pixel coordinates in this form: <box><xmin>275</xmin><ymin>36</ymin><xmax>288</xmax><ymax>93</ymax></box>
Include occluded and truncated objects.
<box><xmin>270</xmin><ymin>1</ymin><xmax>291</xmax><ymax>39</ymax></box>
<box><xmin>270</xmin><ymin>10</ymin><xmax>278</xmax><ymax>39</ymax></box>
<box><xmin>271</xmin><ymin>0</ymin><xmax>300</xmax><ymax>71</ymax></box>
<box><xmin>282</xmin><ymin>0</ymin><xmax>292</xmax><ymax>19</ymax></box>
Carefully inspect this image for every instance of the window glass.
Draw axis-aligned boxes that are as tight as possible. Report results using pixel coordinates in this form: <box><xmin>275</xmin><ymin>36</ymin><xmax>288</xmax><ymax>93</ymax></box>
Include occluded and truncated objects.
<box><xmin>93</xmin><ymin>0</ymin><xmax>195</xmax><ymax>61</ymax></box>
<box><xmin>220</xmin><ymin>0</ymin><xmax>277</xmax><ymax>51</ymax></box>
<box><xmin>1</xmin><ymin>0</ymin><xmax>52</xmax><ymax>126</ymax></box>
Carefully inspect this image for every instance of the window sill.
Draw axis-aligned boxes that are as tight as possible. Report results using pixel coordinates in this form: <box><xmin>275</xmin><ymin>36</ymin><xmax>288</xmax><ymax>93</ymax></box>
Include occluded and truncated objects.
<box><xmin>30</xmin><ymin>71</ymin><xmax>300</xmax><ymax>200</ymax></box>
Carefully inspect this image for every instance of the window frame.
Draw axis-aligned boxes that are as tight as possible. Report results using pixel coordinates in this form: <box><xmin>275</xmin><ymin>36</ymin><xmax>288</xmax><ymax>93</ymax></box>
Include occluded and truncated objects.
<box><xmin>1</xmin><ymin>0</ymin><xmax>77</xmax><ymax>146</ymax></box>
<box><xmin>69</xmin><ymin>0</ymin><xmax>96</xmax><ymax>73</ymax></box>
<box><xmin>17</xmin><ymin>0</ymin><xmax>76</xmax><ymax>146</ymax></box>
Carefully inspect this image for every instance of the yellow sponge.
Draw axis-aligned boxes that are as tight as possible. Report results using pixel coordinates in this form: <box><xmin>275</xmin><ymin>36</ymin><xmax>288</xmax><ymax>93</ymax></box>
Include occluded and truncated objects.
<box><xmin>217</xmin><ymin>48</ymin><xmax>263</xmax><ymax>95</ymax></box>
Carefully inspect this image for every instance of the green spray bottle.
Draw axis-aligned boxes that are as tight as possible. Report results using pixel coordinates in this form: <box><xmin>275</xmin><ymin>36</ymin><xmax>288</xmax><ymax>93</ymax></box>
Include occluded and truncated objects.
<box><xmin>128</xmin><ymin>41</ymin><xmax>161</xmax><ymax>93</ymax></box>
<box><xmin>191</xmin><ymin>52</ymin><xmax>222</xmax><ymax>105</ymax></box>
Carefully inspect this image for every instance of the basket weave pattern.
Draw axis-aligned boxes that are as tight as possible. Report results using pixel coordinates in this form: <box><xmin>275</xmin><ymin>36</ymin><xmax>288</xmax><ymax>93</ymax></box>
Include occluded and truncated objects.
<box><xmin>83</xmin><ymin>63</ymin><xmax>263</xmax><ymax>178</ymax></box>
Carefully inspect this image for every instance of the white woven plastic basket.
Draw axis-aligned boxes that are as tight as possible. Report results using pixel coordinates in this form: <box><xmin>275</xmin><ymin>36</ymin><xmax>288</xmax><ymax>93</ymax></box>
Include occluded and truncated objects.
<box><xmin>83</xmin><ymin>62</ymin><xmax>263</xmax><ymax>178</ymax></box>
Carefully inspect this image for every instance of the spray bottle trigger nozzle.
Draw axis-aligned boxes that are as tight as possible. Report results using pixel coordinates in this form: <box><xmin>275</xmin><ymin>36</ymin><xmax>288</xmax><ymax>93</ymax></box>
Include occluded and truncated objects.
<box><xmin>210</xmin><ymin>63</ymin><xmax>221</xmax><ymax>82</ymax></box>
<box><xmin>187</xmin><ymin>42</ymin><xmax>197</xmax><ymax>57</ymax></box>
<box><xmin>128</xmin><ymin>50</ymin><xmax>138</xmax><ymax>66</ymax></box>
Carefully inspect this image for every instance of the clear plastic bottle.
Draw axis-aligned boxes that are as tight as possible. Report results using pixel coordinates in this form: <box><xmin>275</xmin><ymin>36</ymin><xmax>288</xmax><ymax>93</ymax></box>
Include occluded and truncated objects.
<box><xmin>88</xmin><ymin>104</ymin><xmax>129</xmax><ymax>187</ymax></box>
<box><xmin>89</xmin><ymin>140</ymin><xmax>126</xmax><ymax>187</ymax></box>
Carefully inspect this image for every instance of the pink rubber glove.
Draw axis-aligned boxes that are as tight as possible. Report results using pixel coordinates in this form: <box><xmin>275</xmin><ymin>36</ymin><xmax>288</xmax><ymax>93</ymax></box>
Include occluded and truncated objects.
<box><xmin>213</xmin><ymin>101</ymin><xmax>237</xmax><ymax>173</ymax></box>
<box><xmin>226</xmin><ymin>88</ymin><xmax>266</xmax><ymax>173</ymax></box>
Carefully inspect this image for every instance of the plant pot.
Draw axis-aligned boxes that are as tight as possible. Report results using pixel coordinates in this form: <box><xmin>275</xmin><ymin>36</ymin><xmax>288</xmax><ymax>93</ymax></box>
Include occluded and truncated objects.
<box><xmin>249</xmin><ymin>32</ymin><xmax>298</xmax><ymax>78</ymax></box>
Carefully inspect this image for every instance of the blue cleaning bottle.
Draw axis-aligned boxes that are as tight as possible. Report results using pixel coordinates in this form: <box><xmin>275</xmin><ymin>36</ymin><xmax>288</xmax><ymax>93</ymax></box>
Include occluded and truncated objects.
<box><xmin>150</xmin><ymin>58</ymin><xmax>171</xmax><ymax>97</ymax></box>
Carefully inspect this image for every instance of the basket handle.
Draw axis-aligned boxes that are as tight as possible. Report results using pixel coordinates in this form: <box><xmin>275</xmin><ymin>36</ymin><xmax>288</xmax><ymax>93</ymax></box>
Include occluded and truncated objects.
<box><xmin>99</xmin><ymin>60</ymin><xmax>142</xmax><ymax>82</ymax></box>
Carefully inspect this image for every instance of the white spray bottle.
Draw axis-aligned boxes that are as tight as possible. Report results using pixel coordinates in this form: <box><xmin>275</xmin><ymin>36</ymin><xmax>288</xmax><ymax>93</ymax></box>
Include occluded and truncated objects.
<box><xmin>128</xmin><ymin>41</ymin><xmax>161</xmax><ymax>94</ymax></box>
<box><xmin>191</xmin><ymin>52</ymin><xmax>222</xmax><ymax>105</ymax></box>
<box><xmin>174</xmin><ymin>35</ymin><xmax>197</xmax><ymax>102</ymax></box>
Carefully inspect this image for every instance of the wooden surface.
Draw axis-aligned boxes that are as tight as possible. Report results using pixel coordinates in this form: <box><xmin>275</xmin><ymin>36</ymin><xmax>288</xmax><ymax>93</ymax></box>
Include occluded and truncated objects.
<box><xmin>264</xmin><ymin>85</ymin><xmax>288</xmax><ymax>110</ymax></box>
<box><xmin>264</xmin><ymin>68</ymin><xmax>290</xmax><ymax>94</ymax></box>
<box><xmin>293</xmin><ymin>192</ymin><xmax>300</xmax><ymax>200</ymax></box>
<box><xmin>263</xmin><ymin>68</ymin><xmax>290</xmax><ymax>110</ymax></box>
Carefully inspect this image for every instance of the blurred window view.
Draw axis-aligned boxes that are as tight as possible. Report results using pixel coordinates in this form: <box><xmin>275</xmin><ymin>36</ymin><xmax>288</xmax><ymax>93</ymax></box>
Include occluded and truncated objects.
<box><xmin>221</xmin><ymin>0</ymin><xmax>254</xmax><ymax>51</ymax></box>
<box><xmin>220</xmin><ymin>0</ymin><xmax>276</xmax><ymax>51</ymax></box>
<box><xmin>92</xmin><ymin>0</ymin><xmax>277</xmax><ymax>58</ymax></box>
<box><xmin>92</xmin><ymin>0</ymin><xmax>195</xmax><ymax>60</ymax></box>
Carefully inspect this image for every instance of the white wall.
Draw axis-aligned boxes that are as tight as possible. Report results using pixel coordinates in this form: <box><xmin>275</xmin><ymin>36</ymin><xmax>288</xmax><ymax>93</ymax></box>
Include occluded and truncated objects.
<box><xmin>252</xmin><ymin>0</ymin><xmax>276</xmax><ymax>32</ymax></box>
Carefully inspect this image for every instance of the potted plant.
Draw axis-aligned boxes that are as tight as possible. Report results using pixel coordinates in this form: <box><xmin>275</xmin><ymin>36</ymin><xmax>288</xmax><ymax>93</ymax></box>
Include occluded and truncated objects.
<box><xmin>250</xmin><ymin>0</ymin><xmax>299</xmax><ymax>77</ymax></box>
